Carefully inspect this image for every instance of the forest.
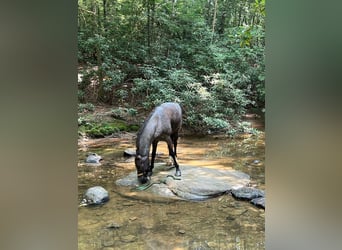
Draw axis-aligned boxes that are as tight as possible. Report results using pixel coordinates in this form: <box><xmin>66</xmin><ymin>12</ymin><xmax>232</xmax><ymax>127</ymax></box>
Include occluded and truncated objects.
<box><xmin>78</xmin><ymin>0</ymin><xmax>265</xmax><ymax>135</ymax></box>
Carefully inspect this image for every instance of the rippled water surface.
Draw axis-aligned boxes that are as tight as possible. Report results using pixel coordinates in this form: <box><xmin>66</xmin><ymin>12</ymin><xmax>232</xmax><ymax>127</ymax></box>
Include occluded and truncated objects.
<box><xmin>78</xmin><ymin>126</ymin><xmax>265</xmax><ymax>249</ymax></box>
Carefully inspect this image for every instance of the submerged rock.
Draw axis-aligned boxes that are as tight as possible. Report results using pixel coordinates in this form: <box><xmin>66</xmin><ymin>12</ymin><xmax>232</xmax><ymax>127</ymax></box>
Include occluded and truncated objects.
<box><xmin>231</xmin><ymin>186</ymin><xmax>265</xmax><ymax>209</ymax></box>
<box><xmin>250</xmin><ymin>197</ymin><xmax>265</xmax><ymax>209</ymax></box>
<box><xmin>116</xmin><ymin>164</ymin><xmax>250</xmax><ymax>201</ymax></box>
<box><xmin>106</xmin><ymin>221</ymin><xmax>121</xmax><ymax>229</ymax></box>
<box><xmin>123</xmin><ymin>149</ymin><xmax>136</xmax><ymax>157</ymax></box>
<box><xmin>80</xmin><ymin>186</ymin><xmax>109</xmax><ymax>206</ymax></box>
<box><xmin>253</xmin><ymin>160</ymin><xmax>260</xmax><ymax>164</ymax></box>
<box><xmin>86</xmin><ymin>153</ymin><xmax>103</xmax><ymax>163</ymax></box>
<box><xmin>231</xmin><ymin>187</ymin><xmax>265</xmax><ymax>200</ymax></box>
<box><xmin>120</xmin><ymin>235</ymin><xmax>137</xmax><ymax>243</ymax></box>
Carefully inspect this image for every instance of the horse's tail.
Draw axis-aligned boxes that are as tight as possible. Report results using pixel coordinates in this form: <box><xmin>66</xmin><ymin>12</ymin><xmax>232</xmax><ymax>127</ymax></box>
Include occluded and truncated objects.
<box><xmin>179</xmin><ymin>103</ymin><xmax>186</xmax><ymax>116</ymax></box>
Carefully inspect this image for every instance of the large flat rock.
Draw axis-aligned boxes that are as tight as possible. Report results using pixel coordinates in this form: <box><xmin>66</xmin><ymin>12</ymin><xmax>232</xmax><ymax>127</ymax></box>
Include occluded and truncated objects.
<box><xmin>115</xmin><ymin>164</ymin><xmax>250</xmax><ymax>201</ymax></box>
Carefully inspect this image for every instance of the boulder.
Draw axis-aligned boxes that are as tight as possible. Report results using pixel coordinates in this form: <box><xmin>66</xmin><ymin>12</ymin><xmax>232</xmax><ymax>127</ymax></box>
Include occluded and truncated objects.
<box><xmin>116</xmin><ymin>164</ymin><xmax>250</xmax><ymax>201</ymax></box>
<box><xmin>250</xmin><ymin>197</ymin><xmax>265</xmax><ymax>209</ymax></box>
<box><xmin>123</xmin><ymin>149</ymin><xmax>136</xmax><ymax>157</ymax></box>
<box><xmin>80</xmin><ymin>186</ymin><xmax>109</xmax><ymax>206</ymax></box>
<box><xmin>231</xmin><ymin>187</ymin><xmax>265</xmax><ymax>200</ymax></box>
<box><xmin>86</xmin><ymin>153</ymin><xmax>103</xmax><ymax>163</ymax></box>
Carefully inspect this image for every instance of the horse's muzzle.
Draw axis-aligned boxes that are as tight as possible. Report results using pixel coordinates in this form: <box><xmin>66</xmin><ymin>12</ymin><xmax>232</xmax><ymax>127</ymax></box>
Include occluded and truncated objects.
<box><xmin>137</xmin><ymin>172</ymin><xmax>150</xmax><ymax>184</ymax></box>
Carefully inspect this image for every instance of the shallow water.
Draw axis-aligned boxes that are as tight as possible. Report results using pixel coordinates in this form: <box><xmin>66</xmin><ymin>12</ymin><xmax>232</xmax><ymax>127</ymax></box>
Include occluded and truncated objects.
<box><xmin>78</xmin><ymin>131</ymin><xmax>265</xmax><ymax>249</ymax></box>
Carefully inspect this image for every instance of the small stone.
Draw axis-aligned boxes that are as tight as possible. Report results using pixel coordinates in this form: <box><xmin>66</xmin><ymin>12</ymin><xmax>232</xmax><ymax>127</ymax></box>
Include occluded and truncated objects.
<box><xmin>231</xmin><ymin>187</ymin><xmax>264</xmax><ymax>200</ymax></box>
<box><xmin>124</xmin><ymin>149</ymin><xmax>136</xmax><ymax>157</ymax></box>
<box><xmin>102</xmin><ymin>234</ymin><xmax>114</xmax><ymax>247</ymax></box>
<box><xmin>207</xmin><ymin>241</ymin><xmax>219</xmax><ymax>248</ymax></box>
<box><xmin>129</xmin><ymin>216</ymin><xmax>137</xmax><ymax>221</ymax></box>
<box><xmin>178</xmin><ymin>230</ymin><xmax>186</xmax><ymax>234</ymax></box>
<box><xmin>102</xmin><ymin>240</ymin><xmax>114</xmax><ymax>247</ymax></box>
<box><xmin>122</xmin><ymin>202</ymin><xmax>134</xmax><ymax>206</ymax></box>
<box><xmin>121</xmin><ymin>235</ymin><xmax>137</xmax><ymax>243</ymax></box>
<box><xmin>226</xmin><ymin>215</ymin><xmax>235</xmax><ymax>221</ymax></box>
<box><xmin>250</xmin><ymin>197</ymin><xmax>265</xmax><ymax>209</ymax></box>
<box><xmin>166</xmin><ymin>211</ymin><xmax>180</xmax><ymax>215</ymax></box>
<box><xmin>83</xmin><ymin>186</ymin><xmax>109</xmax><ymax>205</ymax></box>
<box><xmin>86</xmin><ymin>153</ymin><xmax>103</xmax><ymax>163</ymax></box>
<box><xmin>106</xmin><ymin>221</ymin><xmax>121</xmax><ymax>229</ymax></box>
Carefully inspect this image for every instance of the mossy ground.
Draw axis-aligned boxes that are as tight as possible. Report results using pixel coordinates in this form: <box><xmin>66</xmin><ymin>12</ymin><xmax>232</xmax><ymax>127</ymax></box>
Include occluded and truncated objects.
<box><xmin>78</xmin><ymin>104</ymin><xmax>140</xmax><ymax>138</ymax></box>
<box><xmin>79</xmin><ymin>121</ymin><xmax>139</xmax><ymax>138</ymax></box>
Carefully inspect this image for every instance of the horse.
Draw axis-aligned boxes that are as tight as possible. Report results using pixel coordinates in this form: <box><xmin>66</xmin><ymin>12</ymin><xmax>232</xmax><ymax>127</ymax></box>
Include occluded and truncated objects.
<box><xmin>135</xmin><ymin>102</ymin><xmax>182</xmax><ymax>184</ymax></box>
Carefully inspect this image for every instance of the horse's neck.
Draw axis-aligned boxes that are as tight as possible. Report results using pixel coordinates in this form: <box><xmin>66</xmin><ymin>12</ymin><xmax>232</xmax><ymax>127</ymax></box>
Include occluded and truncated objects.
<box><xmin>137</xmin><ymin>134</ymin><xmax>150</xmax><ymax>157</ymax></box>
<box><xmin>137</xmin><ymin>120</ymin><xmax>157</xmax><ymax>157</ymax></box>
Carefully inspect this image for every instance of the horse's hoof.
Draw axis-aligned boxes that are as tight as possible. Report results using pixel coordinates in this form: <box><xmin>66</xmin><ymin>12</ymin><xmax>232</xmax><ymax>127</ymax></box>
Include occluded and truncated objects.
<box><xmin>175</xmin><ymin>170</ymin><xmax>181</xmax><ymax>176</ymax></box>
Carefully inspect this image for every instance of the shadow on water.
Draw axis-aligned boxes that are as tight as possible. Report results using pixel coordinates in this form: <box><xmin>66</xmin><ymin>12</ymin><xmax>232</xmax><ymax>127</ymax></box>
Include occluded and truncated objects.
<box><xmin>78</xmin><ymin>127</ymin><xmax>265</xmax><ymax>249</ymax></box>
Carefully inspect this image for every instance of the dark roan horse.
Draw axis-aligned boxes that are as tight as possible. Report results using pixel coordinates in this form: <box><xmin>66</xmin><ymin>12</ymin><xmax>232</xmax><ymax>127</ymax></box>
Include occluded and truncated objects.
<box><xmin>135</xmin><ymin>102</ymin><xmax>182</xmax><ymax>184</ymax></box>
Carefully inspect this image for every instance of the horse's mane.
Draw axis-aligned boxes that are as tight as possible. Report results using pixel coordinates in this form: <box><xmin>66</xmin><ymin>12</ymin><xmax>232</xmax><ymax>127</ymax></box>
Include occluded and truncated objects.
<box><xmin>136</xmin><ymin>107</ymin><xmax>156</xmax><ymax>144</ymax></box>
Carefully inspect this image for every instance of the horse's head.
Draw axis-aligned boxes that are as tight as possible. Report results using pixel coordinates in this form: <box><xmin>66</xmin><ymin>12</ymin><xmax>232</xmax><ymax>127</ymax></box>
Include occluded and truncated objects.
<box><xmin>135</xmin><ymin>154</ymin><xmax>150</xmax><ymax>184</ymax></box>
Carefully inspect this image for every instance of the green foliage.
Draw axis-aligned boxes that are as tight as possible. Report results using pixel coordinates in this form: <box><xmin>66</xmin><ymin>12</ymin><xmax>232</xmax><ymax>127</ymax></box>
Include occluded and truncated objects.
<box><xmin>203</xmin><ymin>117</ymin><xmax>230</xmax><ymax>132</ymax></box>
<box><xmin>237</xmin><ymin>121</ymin><xmax>260</xmax><ymax>135</ymax></box>
<box><xmin>78</xmin><ymin>0</ymin><xmax>265</xmax><ymax>135</ymax></box>
<box><xmin>78</xmin><ymin>90</ymin><xmax>85</xmax><ymax>103</ymax></box>
<box><xmin>78</xmin><ymin>103</ymin><xmax>95</xmax><ymax>113</ymax></box>
<box><xmin>111</xmin><ymin>107</ymin><xmax>138</xmax><ymax>119</ymax></box>
<box><xmin>127</xmin><ymin>108</ymin><xmax>138</xmax><ymax>117</ymax></box>
<box><xmin>80</xmin><ymin>121</ymin><xmax>139</xmax><ymax>138</ymax></box>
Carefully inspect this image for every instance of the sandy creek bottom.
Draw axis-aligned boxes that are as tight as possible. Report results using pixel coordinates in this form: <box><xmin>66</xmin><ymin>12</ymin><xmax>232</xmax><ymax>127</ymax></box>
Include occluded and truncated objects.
<box><xmin>78</xmin><ymin>133</ymin><xmax>265</xmax><ymax>250</ymax></box>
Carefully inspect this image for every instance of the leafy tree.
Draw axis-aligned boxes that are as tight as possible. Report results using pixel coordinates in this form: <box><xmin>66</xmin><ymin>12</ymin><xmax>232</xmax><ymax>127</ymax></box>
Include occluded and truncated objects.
<box><xmin>78</xmin><ymin>0</ymin><xmax>265</xmax><ymax>134</ymax></box>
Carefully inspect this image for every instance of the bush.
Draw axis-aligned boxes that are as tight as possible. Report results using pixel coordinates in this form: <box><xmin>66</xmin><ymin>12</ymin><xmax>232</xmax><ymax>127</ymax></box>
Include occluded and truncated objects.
<box><xmin>77</xmin><ymin>5</ymin><xmax>264</xmax><ymax>135</ymax></box>
<box><xmin>80</xmin><ymin>121</ymin><xmax>139</xmax><ymax>138</ymax></box>
<box><xmin>111</xmin><ymin>107</ymin><xmax>138</xmax><ymax>119</ymax></box>
<box><xmin>78</xmin><ymin>103</ymin><xmax>95</xmax><ymax>113</ymax></box>
<box><xmin>131</xmin><ymin>68</ymin><xmax>251</xmax><ymax>134</ymax></box>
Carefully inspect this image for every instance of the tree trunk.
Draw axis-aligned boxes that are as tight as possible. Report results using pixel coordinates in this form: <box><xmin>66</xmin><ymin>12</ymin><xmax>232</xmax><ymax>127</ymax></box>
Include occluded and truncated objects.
<box><xmin>218</xmin><ymin>12</ymin><xmax>226</xmax><ymax>34</ymax></box>
<box><xmin>103</xmin><ymin>0</ymin><xmax>107</xmax><ymax>31</ymax></box>
<box><xmin>96</xmin><ymin>46</ymin><xmax>104</xmax><ymax>102</ymax></box>
<box><xmin>147</xmin><ymin>0</ymin><xmax>151</xmax><ymax>56</ymax></box>
<box><xmin>211</xmin><ymin>0</ymin><xmax>218</xmax><ymax>43</ymax></box>
<box><xmin>146</xmin><ymin>0</ymin><xmax>155</xmax><ymax>59</ymax></box>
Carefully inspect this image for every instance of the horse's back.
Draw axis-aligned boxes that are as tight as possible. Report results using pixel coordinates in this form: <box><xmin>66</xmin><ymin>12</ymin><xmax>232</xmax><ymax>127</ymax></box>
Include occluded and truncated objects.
<box><xmin>159</xmin><ymin>102</ymin><xmax>181</xmax><ymax>112</ymax></box>
<box><xmin>159</xmin><ymin>102</ymin><xmax>182</xmax><ymax>123</ymax></box>
<box><xmin>153</xmin><ymin>102</ymin><xmax>182</xmax><ymax>135</ymax></box>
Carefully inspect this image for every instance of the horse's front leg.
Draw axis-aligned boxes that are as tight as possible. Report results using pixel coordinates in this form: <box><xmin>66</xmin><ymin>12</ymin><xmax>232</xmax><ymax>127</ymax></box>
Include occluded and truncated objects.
<box><xmin>149</xmin><ymin>141</ymin><xmax>158</xmax><ymax>176</ymax></box>
<box><xmin>166</xmin><ymin>137</ymin><xmax>181</xmax><ymax>177</ymax></box>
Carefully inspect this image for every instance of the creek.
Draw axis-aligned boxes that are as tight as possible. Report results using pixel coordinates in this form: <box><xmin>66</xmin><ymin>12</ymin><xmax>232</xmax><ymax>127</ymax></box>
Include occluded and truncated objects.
<box><xmin>78</xmin><ymin>122</ymin><xmax>265</xmax><ymax>249</ymax></box>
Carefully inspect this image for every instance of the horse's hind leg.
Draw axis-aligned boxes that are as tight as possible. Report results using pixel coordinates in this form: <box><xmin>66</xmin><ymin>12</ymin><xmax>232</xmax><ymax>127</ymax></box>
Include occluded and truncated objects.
<box><xmin>166</xmin><ymin>137</ymin><xmax>181</xmax><ymax>176</ymax></box>
<box><xmin>171</xmin><ymin>133</ymin><xmax>179</xmax><ymax>157</ymax></box>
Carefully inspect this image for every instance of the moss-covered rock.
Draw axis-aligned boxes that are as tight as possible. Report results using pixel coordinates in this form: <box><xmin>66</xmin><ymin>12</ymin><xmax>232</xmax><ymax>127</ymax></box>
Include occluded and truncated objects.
<box><xmin>79</xmin><ymin>120</ymin><xmax>139</xmax><ymax>138</ymax></box>
<box><xmin>128</xmin><ymin>124</ymin><xmax>139</xmax><ymax>131</ymax></box>
<box><xmin>78</xmin><ymin>104</ymin><xmax>141</xmax><ymax>138</ymax></box>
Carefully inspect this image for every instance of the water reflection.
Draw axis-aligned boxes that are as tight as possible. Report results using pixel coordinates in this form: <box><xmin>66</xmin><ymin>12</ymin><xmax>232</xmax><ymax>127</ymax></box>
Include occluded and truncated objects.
<box><xmin>78</xmin><ymin>132</ymin><xmax>265</xmax><ymax>249</ymax></box>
